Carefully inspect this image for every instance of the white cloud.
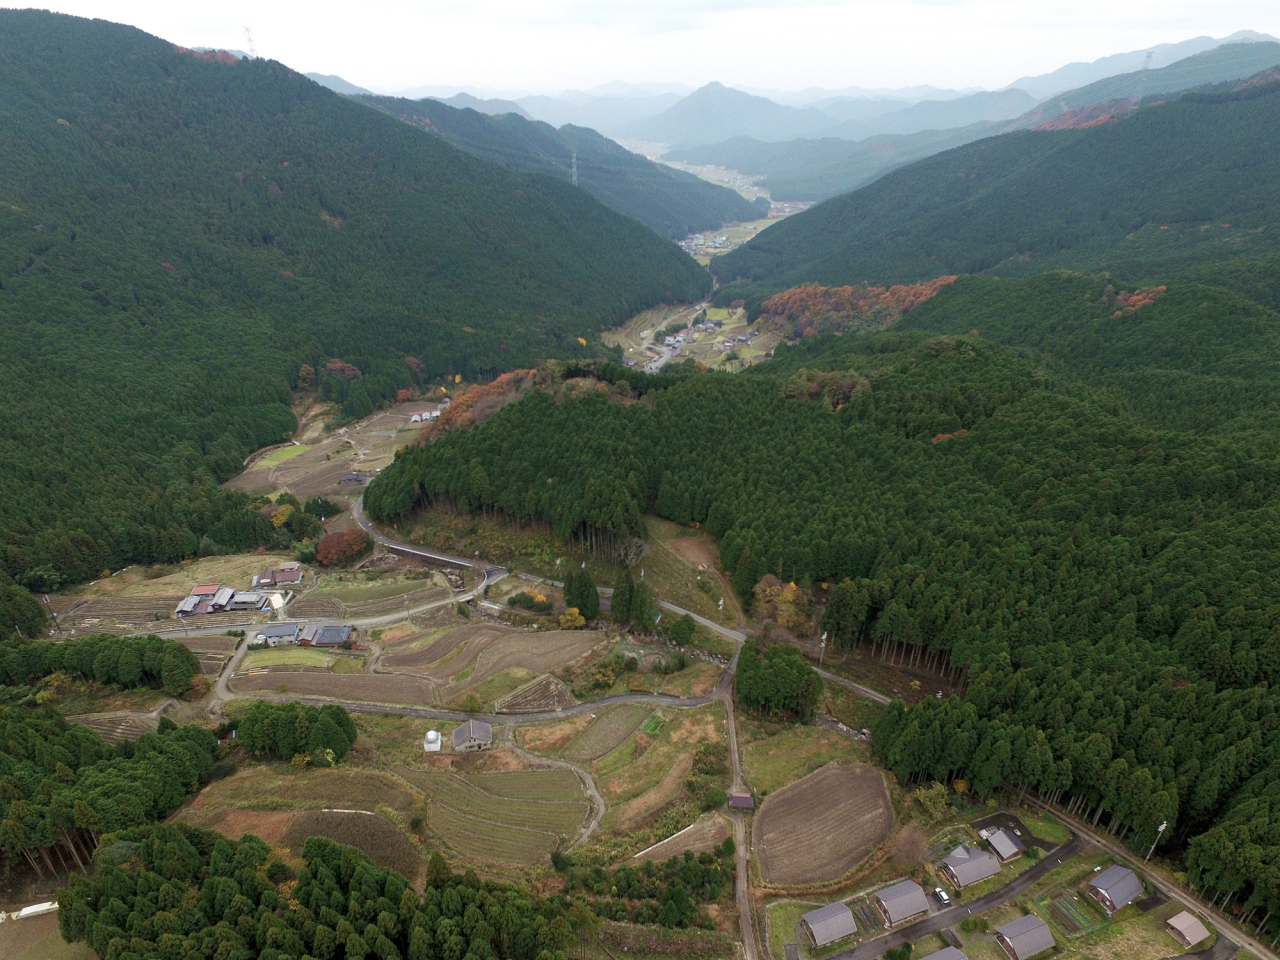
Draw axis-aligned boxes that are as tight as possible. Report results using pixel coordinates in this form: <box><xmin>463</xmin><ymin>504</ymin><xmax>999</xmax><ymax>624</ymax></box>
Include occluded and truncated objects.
<box><xmin>24</xmin><ymin>0</ymin><xmax>1280</xmax><ymax>94</ymax></box>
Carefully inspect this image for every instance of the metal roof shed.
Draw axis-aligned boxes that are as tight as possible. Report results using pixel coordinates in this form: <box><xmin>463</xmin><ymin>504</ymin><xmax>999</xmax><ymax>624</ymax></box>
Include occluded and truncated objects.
<box><xmin>1166</xmin><ymin>911</ymin><xmax>1210</xmax><ymax>948</ymax></box>
<box><xmin>800</xmin><ymin>902</ymin><xmax>857</xmax><ymax>947</ymax></box>
<box><xmin>1088</xmin><ymin>865</ymin><xmax>1145</xmax><ymax>914</ymax></box>
<box><xmin>920</xmin><ymin>948</ymin><xmax>968</xmax><ymax>960</ymax></box>
<box><xmin>988</xmin><ymin>828</ymin><xmax>1026</xmax><ymax>862</ymax></box>
<box><xmin>453</xmin><ymin>719</ymin><xmax>493</xmax><ymax>751</ymax></box>
<box><xmin>995</xmin><ymin>914</ymin><xmax>1055</xmax><ymax>960</ymax></box>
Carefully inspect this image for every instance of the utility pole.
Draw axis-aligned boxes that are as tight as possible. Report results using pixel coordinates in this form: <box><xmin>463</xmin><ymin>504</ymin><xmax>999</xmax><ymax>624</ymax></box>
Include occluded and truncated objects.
<box><xmin>1146</xmin><ymin>820</ymin><xmax>1167</xmax><ymax>861</ymax></box>
<box><xmin>819</xmin><ymin>631</ymin><xmax>828</xmax><ymax>667</ymax></box>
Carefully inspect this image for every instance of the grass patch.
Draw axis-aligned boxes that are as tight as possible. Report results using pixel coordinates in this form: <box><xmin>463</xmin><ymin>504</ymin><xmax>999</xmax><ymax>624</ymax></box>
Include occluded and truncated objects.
<box><xmin>766</xmin><ymin>900</ymin><xmax>822</xmax><ymax>960</ymax></box>
<box><xmin>743</xmin><ymin>724</ymin><xmax>861</xmax><ymax>794</ymax></box>
<box><xmin>689</xmin><ymin>626</ymin><xmax>737</xmax><ymax>661</ymax></box>
<box><xmin>350</xmin><ymin>712</ymin><xmax>461</xmax><ymax>766</ymax></box>
<box><xmin>332</xmin><ymin>657</ymin><xmax>366</xmax><ymax>674</ymax></box>
<box><xmin>260</xmin><ymin>444</ymin><xmax>308</xmax><ymax>467</ymax></box>
<box><xmin>561</xmin><ymin>704</ymin><xmax>654</xmax><ymax>762</ymax></box>
<box><xmin>660</xmin><ymin>661</ymin><xmax>723</xmax><ymax>698</ymax></box>
<box><xmin>1021</xmin><ymin>812</ymin><xmax>1072</xmax><ymax>845</ymax></box>
<box><xmin>821</xmin><ymin>683</ymin><xmax>884</xmax><ymax>732</ymax></box>
<box><xmin>470</xmin><ymin>666</ymin><xmax>538</xmax><ymax>706</ymax></box>
<box><xmin>243</xmin><ymin>648</ymin><xmax>335</xmax><ymax>669</ymax></box>
<box><xmin>642</xmin><ymin>716</ymin><xmax>666</xmax><ymax>735</ymax></box>
<box><xmin>642</xmin><ymin>517</ymin><xmax>733</xmax><ymax>626</ymax></box>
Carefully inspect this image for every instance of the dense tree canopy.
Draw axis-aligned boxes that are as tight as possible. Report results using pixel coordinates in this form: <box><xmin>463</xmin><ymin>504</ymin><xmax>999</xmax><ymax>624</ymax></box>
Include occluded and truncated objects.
<box><xmin>0</xmin><ymin>10</ymin><xmax>709</xmax><ymax>599</ymax></box>
<box><xmin>232</xmin><ymin>701</ymin><xmax>358</xmax><ymax>765</ymax></box>
<box><xmin>59</xmin><ymin>826</ymin><xmax>577</xmax><ymax>960</ymax></box>
<box><xmin>735</xmin><ymin>640</ymin><xmax>821</xmax><ymax>721</ymax></box>
<box><xmin>0</xmin><ymin>634</ymin><xmax>201</xmax><ymax>697</ymax></box>
<box><xmin>366</xmin><ymin>271</ymin><xmax>1280</xmax><ymax>927</ymax></box>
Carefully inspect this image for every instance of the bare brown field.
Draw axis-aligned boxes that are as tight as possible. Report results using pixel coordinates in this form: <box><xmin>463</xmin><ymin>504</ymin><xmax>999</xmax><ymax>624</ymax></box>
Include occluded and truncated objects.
<box><xmin>754</xmin><ymin>764</ymin><xmax>892</xmax><ymax>886</ymax></box>
<box><xmin>516</xmin><ymin>714</ymin><xmax>593</xmax><ymax>754</ymax></box>
<box><xmin>496</xmin><ymin>674</ymin><xmax>576</xmax><ymax>713</ymax></box>
<box><xmin>179</xmin><ymin>807</ymin><xmax>297</xmax><ymax>846</ymax></box>
<box><xmin>177</xmin><ymin>635</ymin><xmax>239</xmax><ymax>653</ymax></box>
<box><xmin>631</xmin><ymin>813</ymin><xmax>730</xmax><ymax>863</ymax></box>
<box><xmin>289</xmin><ymin>595</ymin><xmax>346</xmax><ymax>618</ymax></box>
<box><xmin>379</xmin><ymin>621</ymin><xmax>421</xmax><ymax>646</ymax></box>
<box><xmin>0</xmin><ymin>908</ymin><xmax>94</xmax><ymax>960</ymax></box>
<box><xmin>382</xmin><ymin>623</ymin><xmax>513</xmax><ymax>674</ymax></box>
<box><xmin>61</xmin><ymin>595</ymin><xmax>184</xmax><ymax>627</ymax></box>
<box><xmin>283</xmin><ymin>811</ymin><xmax>427</xmax><ymax>884</ymax></box>
<box><xmin>230</xmin><ymin>672</ymin><xmax>435</xmax><ymax>705</ymax></box>
<box><xmin>464</xmin><ymin>630</ymin><xmax>604</xmax><ymax>688</ymax></box>
<box><xmin>560</xmin><ymin>704</ymin><xmax>653</xmax><ymax>762</ymax></box>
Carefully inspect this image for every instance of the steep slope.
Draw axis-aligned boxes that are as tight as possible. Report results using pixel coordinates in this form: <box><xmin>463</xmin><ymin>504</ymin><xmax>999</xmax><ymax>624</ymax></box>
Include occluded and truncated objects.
<box><xmin>667</xmin><ymin>123</ymin><xmax>1000</xmax><ymax>201</ymax></box>
<box><xmin>0</xmin><ymin>10</ymin><xmax>709</xmax><ymax>592</ymax></box>
<box><xmin>433</xmin><ymin>92</ymin><xmax>532</xmax><ymax>119</ymax></box>
<box><xmin>305</xmin><ymin>72</ymin><xmax>373</xmax><ymax>96</ymax></box>
<box><xmin>1012</xmin><ymin>40</ymin><xmax>1280</xmax><ymax>128</ymax></box>
<box><xmin>361</xmin><ymin>95</ymin><xmax>756</xmax><ymax>237</ymax></box>
<box><xmin>625</xmin><ymin>82</ymin><xmax>835</xmax><ymax>145</ymax></box>
<box><xmin>711</xmin><ymin>74</ymin><xmax>1280</xmax><ymax>301</ymax></box>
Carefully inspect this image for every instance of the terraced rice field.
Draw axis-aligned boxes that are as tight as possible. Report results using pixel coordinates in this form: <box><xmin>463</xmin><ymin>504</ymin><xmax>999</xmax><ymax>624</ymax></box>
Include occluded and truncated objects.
<box><xmin>62</xmin><ymin>595</ymin><xmax>184</xmax><ymax>626</ymax></box>
<box><xmin>631</xmin><ymin>813</ymin><xmax>729</xmax><ymax>863</ymax></box>
<box><xmin>394</xmin><ymin>764</ymin><xmax>588</xmax><ymax>864</ymax></box>
<box><xmin>231</xmin><ymin>672</ymin><xmax>434</xmax><ymax>704</ymax></box>
<box><xmin>754</xmin><ymin>764</ymin><xmax>892</xmax><ymax>886</ymax></box>
<box><xmin>495</xmin><ymin>674</ymin><xmax>576</xmax><ymax>713</ymax></box>
<box><xmin>68</xmin><ymin>713</ymin><xmax>158</xmax><ymax>743</ymax></box>
<box><xmin>559</xmin><ymin>704</ymin><xmax>653</xmax><ymax>761</ymax></box>
<box><xmin>288</xmin><ymin>595</ymin><xmax>346</xmax><ymax>618</ymax></box>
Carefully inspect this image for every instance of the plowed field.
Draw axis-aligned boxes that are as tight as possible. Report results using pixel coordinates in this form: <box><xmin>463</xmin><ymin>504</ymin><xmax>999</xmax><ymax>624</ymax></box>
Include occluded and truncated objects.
<box><xmin>755</xmin><ymin>764</ymin><xmax>892</xmax><ymax>886</ymax></box>
<box><xmin>495</xmin><ymin>674</ymin><xmax>576</xmax><ymax>713</ymax></box>
<box><xmin>230</xmin><ymin>672</ymin><xmax>434</xmax><ymax>705</ymax></box>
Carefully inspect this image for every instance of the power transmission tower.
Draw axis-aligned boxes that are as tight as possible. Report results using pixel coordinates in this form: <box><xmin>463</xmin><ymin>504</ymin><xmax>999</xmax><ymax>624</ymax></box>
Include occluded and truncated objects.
<box><xmin>244</xmin><ymin>27</ymin><xmax>257</xmax><ymax>58</ymax></box>
<box><xmin>571</xmin><ymin>152</ymin><xmax>578</xmax><ymax>187</ymax></box>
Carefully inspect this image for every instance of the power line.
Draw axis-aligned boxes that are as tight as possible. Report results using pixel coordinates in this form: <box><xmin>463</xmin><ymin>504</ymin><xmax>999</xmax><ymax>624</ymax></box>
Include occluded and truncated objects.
<box><xmin>243</xmin><ymin>27</ymin><xmax>257</xmax><ymax>59</ymax></box>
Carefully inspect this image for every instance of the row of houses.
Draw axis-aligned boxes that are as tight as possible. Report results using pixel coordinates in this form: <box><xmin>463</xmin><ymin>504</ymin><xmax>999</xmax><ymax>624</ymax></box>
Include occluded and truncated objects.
<box><xmin>252</xmin><ymin>561</ymin><xmax>304</xmax><ymax>589</ymax></box>
<box><xmin>409</xmin><ymin>410</ymin><xmax>440</xmax><ymax>423</ymax></box>
<box><xmin>800</xmin><ymin>858</ymin><xmax>1209</xmax><ymax>960</ymax></box>
<box><xmin>254</xmin><ymin>622</ymin><xmax>354</xmax><ymax>647</ymax></box>
<box><xmin>176</xmin><ymin>584</ymin><xmax>269</xmax><ymax>617</ymax></box>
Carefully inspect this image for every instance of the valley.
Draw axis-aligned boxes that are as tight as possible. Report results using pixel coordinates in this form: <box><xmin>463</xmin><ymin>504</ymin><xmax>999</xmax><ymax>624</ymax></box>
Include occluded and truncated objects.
<box><xmin>4</xmin><ymin>9</ymin><xmax>1280</xmax><ymax>960</ymax></box>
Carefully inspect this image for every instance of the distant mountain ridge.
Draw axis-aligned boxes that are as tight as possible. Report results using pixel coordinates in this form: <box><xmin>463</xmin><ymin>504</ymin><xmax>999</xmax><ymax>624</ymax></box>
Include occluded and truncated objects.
<box><xmin>709</xmin><ymin>66</ymin><xmax>1280</xmax><ymax>305</ymax></box>
<box><xmin>359</xmin><ymin>95</ymin><xmax>757</xmax><ymax>237</ymax></box>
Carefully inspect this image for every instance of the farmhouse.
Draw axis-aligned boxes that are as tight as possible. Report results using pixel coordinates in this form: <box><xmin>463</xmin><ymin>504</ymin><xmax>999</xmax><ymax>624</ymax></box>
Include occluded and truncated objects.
<box><xmin>988</xmin><ymin>828</ymin><xmax>1026</xmax><ymax>862</ymax></box>
<box><xmin>453</xmin><ymin>719</ymin><xmax>493</xmax><ymax>752</ymax></box>
<box><xmin>254</xmin><ymin>562</ymin><xmax>304</xmax><ymax>588</ymax></box>
<box><xmin>212</xmin><ymin>586</ymin><xmax>236</xmax><ymax>609</ymax></box>
<box><xmin>995</xmin><ymin>914</ymin><xmax>1055</xmax><ymax>960</ymax></box>
<box><xmin>1087</xmin><ymin>865</ymin><xmax>1144</xmax><ymax>915</ymax></box>
<box><xmin>727</xmin><ymin>791</ymin><xmax>754</xmax><ymax>810</ymax></box>
<box><xmin>423</xmin><ymin>730</ymin><xmax>442</xmax><ymax>752</ymax></box>
<box><xmin>302</xmin><ymin>624</ymin><xmax>354</xmax><ymax>647</ymax></box>
<box><xmin>256</xmin><ymin>622</ymin><xmax>300</xmax><ymax>645</ymax></box>
<box><xmin>341</xmin><ymin>473</ymin><xmax>368</xmax><ymax>485</ymax></box>
<box><xmin>227</xmin><ymin>591</ymin><xmax>268</xmax><ymax>611</ymax></box>
<box><xmin>941</xmin><ymin>844</ymin><xmax>1001</xmax><ymax>888</ymax></box>
<box><xmin>1166</xmin><ymin>911</ymin><xmax>1210</xmax><ymax>948</ymax></box>
<box><xmin>191</xmin><ymin>584</ymin><xmax>220</xmax><ymax>597</ymax></box>
<box><xmin>800</xmin><ymin>902</ymin><xmax>857</xmax><ymax>947</ymax></box>
<box><xmin>874</xmin><ymin>881</ymin><xmax>929</xmax><ymax>926</ymax></box>
<box><xmin>920</xmin><ymin>948</ymin><xmax>968</xmax><ymax>960</ymax></box>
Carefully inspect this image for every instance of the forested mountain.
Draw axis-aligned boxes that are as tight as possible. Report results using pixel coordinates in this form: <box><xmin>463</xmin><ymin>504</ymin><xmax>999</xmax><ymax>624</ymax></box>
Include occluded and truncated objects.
<box><xmin>360</xmin><ymin>95</ymin><xmax>757</xmax><ymax>237</ymax></box>
<box><xmin>625</xmin><ymin>83</ymin><xmax>836</xmax><ymax>146</ymax></box>
<box><xmin>364</xmin><ymin>271</ymin><xmax>1280</xmax><ymax>924</ymax></box>
<box><xmin>0</xmin><ymin>10</ymin><xmax>708</xmax><ymax>596</ymax></box>
<box><xmin>710</xmin><ymin>71</ymin><xmax>1280</xmax><ymax>305</ymax></box>
<box><xmin>666</xmin><ymin>123</ymin><xmax>1000</xmax><ymax>202</ymax></box>
<box><xmin>826</xmin><ymin>88</ymin><xmax>1037</xmax><ymax>141</ymax></box>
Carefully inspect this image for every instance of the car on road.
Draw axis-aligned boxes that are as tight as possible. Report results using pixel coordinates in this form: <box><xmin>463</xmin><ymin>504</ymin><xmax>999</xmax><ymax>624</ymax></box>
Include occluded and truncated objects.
<box><xmin>934</xmin><ymin>887</ymin><xmax>951</xmax><ymax>905</ymax></box>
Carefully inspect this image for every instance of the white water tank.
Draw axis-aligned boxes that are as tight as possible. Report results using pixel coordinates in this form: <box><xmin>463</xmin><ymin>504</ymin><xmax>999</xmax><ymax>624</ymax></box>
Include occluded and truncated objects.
<box><xmin>423</xmin><ymin>730</ymin><xmax>441</xmax><ymax>752</ymax></box>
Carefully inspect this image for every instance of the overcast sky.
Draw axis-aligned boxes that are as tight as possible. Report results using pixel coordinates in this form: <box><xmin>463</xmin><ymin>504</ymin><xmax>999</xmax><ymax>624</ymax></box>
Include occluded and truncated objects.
<box><xmin>23</xmin><ymin>0</ymin><xmax>1280</xmax><ymax>95</ymax></box>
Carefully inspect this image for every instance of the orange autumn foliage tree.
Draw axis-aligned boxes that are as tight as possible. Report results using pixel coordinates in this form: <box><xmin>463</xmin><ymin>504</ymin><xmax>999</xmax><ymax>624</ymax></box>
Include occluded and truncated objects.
<box><xmin>761</xmin><ymin>276</ymin><xmax>958</xmax><ymax>338</ymax></box>
<box><xmin>315</xmin><ymin>529</ymin><xmax>371</xmax><ymax>566</ymax></box>
<box><xmin>419</xmin><ymin>370</ymin><xmax>534</xmax><ymax>439</ymax></box>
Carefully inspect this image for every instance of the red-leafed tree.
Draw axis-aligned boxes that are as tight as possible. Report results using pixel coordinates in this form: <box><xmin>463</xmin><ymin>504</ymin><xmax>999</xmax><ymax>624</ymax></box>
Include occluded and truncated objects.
<box><xmin>316</xmin><ymin>529</ymin><xmax>371</xmax><ymax>566</ymax></box>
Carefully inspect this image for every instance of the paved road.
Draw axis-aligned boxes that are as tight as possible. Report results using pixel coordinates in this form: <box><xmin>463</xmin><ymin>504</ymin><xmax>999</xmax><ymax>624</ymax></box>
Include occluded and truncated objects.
<box><xmin>830</xmin><ymin>835</ymin><xmax>1087</xmax><ymax>960</ymax></box>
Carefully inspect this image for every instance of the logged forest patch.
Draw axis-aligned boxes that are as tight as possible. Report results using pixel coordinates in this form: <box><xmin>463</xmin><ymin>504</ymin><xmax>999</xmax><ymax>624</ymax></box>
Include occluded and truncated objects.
<box><xmin>754</xmin><ymin>764</ymin><xmax>892</xmax><ymax>886</ymax></box>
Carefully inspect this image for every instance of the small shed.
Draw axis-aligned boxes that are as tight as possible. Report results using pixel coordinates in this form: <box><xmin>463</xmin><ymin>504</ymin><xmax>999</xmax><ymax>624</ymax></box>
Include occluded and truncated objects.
<box><xmin>727</xmin><ymin>791</ymin><xmax>754</xmax><ymax>810</ymax></box>
<box><xmin>1166</xmin><ymin>911</ymin><xmax>1210</xmax><ymax>948</ymax></box>
<box><xmin>920</xmin><ymin>948</ymin><xmax>968</xmax><ymax>960</ymax></box>
<box><xmin>800</xmin><ymin>902</ymin><xmax>857</xmax><ymax>947</ymax></box>
<box><xmin>423</xmin><ymin>730</ymin><xmax>442</xmax><ymax>753</ymax></box>
<box><xmin>874</xmin><ymin>880</ymin><xmax>929</xmax><ymax>926</ymax></box>
<box><xmin>1087</xmin><ymin>865</ymin><xmax>1144</xmax><ymax>915</ymax></box>
<box><xmin>995</xmin><ymin>914</ymin><xmax>1055</xmax><ymax>960</ymax></box>
<box><xmin>941</xmin><ymin>844</ymin><xmax>1001</xmax><ymax>888</ymax></box>
<box><xmin>453</xmin><ymin>720</ymin><xmax>493</xmax><ymax>752</ymax></box>
<box><xmin>989</xmin><ymin>828</ymin><xmax>1026</xmax><ymax>862</ymax></box>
